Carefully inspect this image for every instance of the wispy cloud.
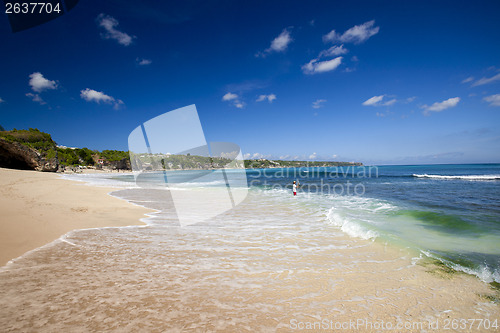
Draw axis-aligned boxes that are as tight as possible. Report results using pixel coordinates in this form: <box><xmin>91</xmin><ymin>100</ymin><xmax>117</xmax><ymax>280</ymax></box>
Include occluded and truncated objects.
<box><xmin>362</xmin><ymin>95</ymin><xmax>384</xmax><ymax>106</ymax></box>
<box><xmin>471</xmin><ymin>72</ymin><xmax>500</xmax><ymax>87</ymax></box>
<box><xmin>362</xmin><ymin>95</ymin><xmax>401</xmax><ymax>107</ymax></box>
<box><xmin>318</xmin><ymin>45</ymin><xmax>348</xmax><ymax>58</ymax></box>
<box><xmin>29</xmin><ymin>72</ymin><xmax>57</xmax><ymax>93</ymax></box>
<box><xmin>302</xmin><ymin>56</ymin><xmax>342</xmax><ymax>74</ymax></box>
<box><xmin>312</xmin><ymin>99</ymin><xmax>327</xmax><ymax>109</ymax></box>
<box><xmin>461</xmin><ymin>76</ymin><xmax>474</xmax><ymax>84</ymax></box>
<box><xmin>26</xmin><ymin>93</ymin><xmax>46</xmax><ymax>105</ymax></box>
<box><xmin>0</xmin><ymin>97</ymin><xmax>4</xmax><ymax>103</ymax></box>
<box><xmin>422</xmin><ymin>97</ymin><xmax>460</xmax><ymax>115</ymax></box>
<box><xmin>376</xmin><ymin>110</ymin><xmax>394</xmax><ymax>117</ymax></box>
<box><xmin>222</xmin><ymin>92</ymin><xmax>238</xmax><ymax>101</ymax></box>
<box><xmin>136</xmin><ymin>58</ymin><xmax>152</xmax><ymax>66</ymax></box>
<box><xmin>256</xmin><ymin>28</ymin><xmax>292</xmax><ymax>57</ymax></box>
<box><xmin>222</xmin><ymin>92</ymin><xmax>244</xmax><ymax>108</ymax></box>
<box><xmin>80</xmin><ymin>88</ymin><xmax>124</xmax><ymax>109</ymax></box>
<box><xmin>483</xmin><ymin>94</ymin><xmax>500</xmax><ymax>106</ymax></box>
<box><xmin>97</xmin><ymin>14</ymin><xmax>135</xmax><ymax>46</ymax></box>
<box><xmin>323</xmin><ymin>20</ymin><xmax>379</xmax><ymax>44</ymax></box>
<box><xmin>256</xmin><ymin>94</ymin><xmax>276</xmax><ymax>103</ymax></box>
<box><xmin>383</xmin><ymin>99</ymin><xmax>397</xmax><ymax>106</ymax></box>
<box><xmin>243</xmin><ymin>152</ymin><xmax>270</xmax><ymax>160</ymax></box>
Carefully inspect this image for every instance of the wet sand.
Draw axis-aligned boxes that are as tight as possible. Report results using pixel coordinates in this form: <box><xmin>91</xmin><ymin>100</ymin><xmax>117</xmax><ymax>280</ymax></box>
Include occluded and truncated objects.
<box><xmin>0</xmin><ymin>168</ymin><xmax>499</xmax><ymax>332</ymax></box>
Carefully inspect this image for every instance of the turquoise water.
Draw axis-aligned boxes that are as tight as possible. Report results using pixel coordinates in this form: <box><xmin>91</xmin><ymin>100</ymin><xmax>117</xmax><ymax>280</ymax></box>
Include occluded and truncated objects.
<box><xmin>245</xmin><ymin>163</ymin><xmax>500</xmax><ymax>282</ymax></box>
<box><xmin>69</xmin><ymin>163</ymin><xmax>500</xmax><ymax>283</ymax></box>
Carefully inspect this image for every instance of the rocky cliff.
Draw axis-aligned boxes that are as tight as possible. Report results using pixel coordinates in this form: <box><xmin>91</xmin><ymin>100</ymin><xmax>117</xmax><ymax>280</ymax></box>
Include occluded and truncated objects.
<box><xmin>0</xmin><ymin>138</ymin><xmax>58</xmax><ymax>172</ymax></box>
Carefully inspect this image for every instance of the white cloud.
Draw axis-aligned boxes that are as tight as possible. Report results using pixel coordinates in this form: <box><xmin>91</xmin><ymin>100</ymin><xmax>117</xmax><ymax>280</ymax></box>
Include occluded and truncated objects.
<box><xmin>383</xmin><ymin>98</ymin><xmax>397</xmax><ymax>106</ymax></box>
<box><xmin>422</xmin><ymin>97</ymin><xmax>460</xmax><ymax>115</ymax></box>
<box><xmin>362</xmin><ymin>95</ymin><xmax>398</xmax><ymax>107</ymax></box>
<box><xmin>80</xmin><ymin>88</ymin><xmax>123</xmax><ymax>109</ymax></box>
<box><xmin>362</xmin><ymin>95</ymin><xmax>385</xmax><ymax>106</ymax></box>
<box><xmin>222</xmin><ymin>92</ymin><xmax>244</xmax><ymax>108</ymax></box>
<box><xmin>309</xmin><ymin>152</ymin><xmax>317</xmax><ymax>160</ymax></box>
<box><xmin>113</xmin><ymin>99</ymin><xmax>124</xmax><ymax>110</ymax></box>
<box><xmin>323</xmin><ymin>20</ymin><xmax>379</xmax><ymax>44</ymax></box>
<box><xmin>318</xmin><ymin>45</ymin><xmax>348</xmax><ymax>58</ymax></box>
<box><xmin>256</xmin><ymin>94</ymin><xmax>276</xmax><ymax>103</ymax></box>
<box><xmin>302</xmin><ymin>56</ymin><xmax>342</xmax><ymax>74</ymax></box>
<box><xmin>312</xmin><ymin>99</ymin><xmax>327</xmax><ymax>109</ymax></box>
<box><xmin>251</xmin><ymin>152</ymin><xmax>266</xmax><ymax>159</ymax></box>
<box><xmin>29</xmin><ymin>72</ymin><xmax>57</xmax><ymax>93</ymax></box>
<box><xmin>97</xmin><ymin>14</ymin><xmax>134</xmax><ymax>46</ymax></box>
<box><xmin>222</xmin><ymin>92</ymin><xmax>238</xmax><ymax>101</ymax></box>
<box><xmin>267</xmin><ymin>28</ymin><xmax>292</xmax><ymax>53</ymax></box>
<box><xmin>243</xmin><ymin>152</ymin><xmax>273</xmax><ymax>160</ymax></box>
<box><xmin>80</xmin><ymin>88</ymin><xmax>114</xmax><ymax>103</ymax></box>
<box><xmin>26</xmin><ymin>93</ymin><xmax>46</xmax><ymax>105</ymax></box>
<box><xmin>472</xmin><ymin>73</ymin><xmax>500</xmax><ymax>87</ymax></box>
<box><xmin>483</xmin><ymin>94</ymin><xmax>500</xmax><ymax>106</ymax></box>
<box><xmin>136</xmin><ymin>58</ymin><xmax>152</xmax><ymax>66</ymax></box>
<box><xmin>461</xmin><ymin>76</ymin><xmax>474</xmax><ymax>84</ymax></box>
<box><xmin>376</xmin><ymin>111</ymin><xmax>393</xmax><ymax>117</ymax></box>
<box><xmin>0</xmin><ymin>97</ymin><xmax>4</xmax><ymax>103</ymax></box>
<box><xmin>256</xmin><ymin>28</ymin><xmax>293</xmax><ymax>57</ymax></box>
<box><xmin>405</xmin><ymin>96</ymin><xmax>416</xmax><ymax>103</ymax></box>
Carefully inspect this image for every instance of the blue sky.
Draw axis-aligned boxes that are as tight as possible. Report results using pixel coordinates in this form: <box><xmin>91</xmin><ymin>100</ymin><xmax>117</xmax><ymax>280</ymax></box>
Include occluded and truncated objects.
<box><xmin>1</xmin><ymin>0</ymin><xmax>500</xmax><ymax>165</ymax></box>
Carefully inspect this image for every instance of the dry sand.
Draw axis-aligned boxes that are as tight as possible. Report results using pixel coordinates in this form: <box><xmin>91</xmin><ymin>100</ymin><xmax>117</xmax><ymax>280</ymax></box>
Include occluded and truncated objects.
<box><xmin>0</xmin><ymin>167</ymin><xmax>152</xmax><ymax>266</ymax></box>
<box><xmin>1</xmin><ymin>167</ymin><xmax>499</xmax><ymax>332</ymax></box>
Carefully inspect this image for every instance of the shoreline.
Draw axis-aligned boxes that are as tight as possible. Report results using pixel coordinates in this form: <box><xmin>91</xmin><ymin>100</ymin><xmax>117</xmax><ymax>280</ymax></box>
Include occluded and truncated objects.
<box><xmin>0</xmin><ymin>167</ymin><xmax>154</xmax><ymax>266</ymax></box>
<box><xmin>0</xmin><ymin>168</ymin><xmax>499</xmax><ymax>330</ymax></box>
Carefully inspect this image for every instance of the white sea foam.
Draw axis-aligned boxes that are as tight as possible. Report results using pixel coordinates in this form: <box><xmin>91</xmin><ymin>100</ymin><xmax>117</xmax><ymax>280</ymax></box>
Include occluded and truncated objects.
<box><xmin>421</xmin><ymin>250</ymin><xmax>500</xmax><ymax>283</ymax></box>
<box><xmin>448</xmin><ymin>262</ymin><xmax>500</xmax><ymax>284</ymax></box>
<box><xmin>412</xmin><ymin>174</ymin><xmax>500</xmax><ymax>181</ymax></box>
<box><xmin>326</xmin><ymin>207</ymin><xmax>378</xmax><ymax>240</ymax></box>
<box><xmin>61</xmin><ymin>172</ymin><xmax>138</xmax><ymax>188</ymax></box>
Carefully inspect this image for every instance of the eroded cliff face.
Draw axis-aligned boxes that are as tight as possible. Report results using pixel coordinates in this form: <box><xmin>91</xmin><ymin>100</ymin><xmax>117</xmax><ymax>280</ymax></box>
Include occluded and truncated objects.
<box><xmin>0</xmin><ymin>138</ymin><xmax>58</xmax><ymax>172</ymax></box>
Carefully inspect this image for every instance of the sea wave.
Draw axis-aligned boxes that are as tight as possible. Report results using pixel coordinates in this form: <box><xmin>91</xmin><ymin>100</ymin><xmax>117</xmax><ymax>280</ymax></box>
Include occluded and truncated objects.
<box><xmin>412</xmin><ymin>174</ymin><xmax>500</xmax><ymax>180</ymax></box>
<box><xmin>421</xmin><ymin>251</ymin><xmax>500</xmax><ymax>283</ymax></box>
<box><xmin>325</xmin><ymin>206</ymin><xmax>379</xmax><ymax>240</ymax></box>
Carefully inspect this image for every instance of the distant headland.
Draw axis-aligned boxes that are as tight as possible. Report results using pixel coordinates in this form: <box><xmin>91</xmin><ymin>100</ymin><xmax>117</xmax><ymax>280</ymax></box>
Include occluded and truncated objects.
<box><xmin>0</xmin><ymin>128</ymin><xmax>362</xmax><ymax>172</ymax></box>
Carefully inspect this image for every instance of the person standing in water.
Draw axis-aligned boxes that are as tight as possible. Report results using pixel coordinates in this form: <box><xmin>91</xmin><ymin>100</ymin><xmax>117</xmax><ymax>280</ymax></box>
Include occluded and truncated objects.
<box><xmin>292</xmin><ymin>181</ymin><xmax>297</xmax><ymax>196</ymax></box>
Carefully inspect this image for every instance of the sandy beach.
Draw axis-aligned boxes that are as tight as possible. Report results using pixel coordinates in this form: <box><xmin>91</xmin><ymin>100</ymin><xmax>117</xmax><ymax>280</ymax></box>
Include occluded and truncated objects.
<box><xmin>0</xmin><ymin>167</ymin><xmax>152</xmax><ymax>266</ymax></box>
<box><xmin>1</xmin><ymin>167</ymin><xmax>499</xmax><ymax>331</ymax></box>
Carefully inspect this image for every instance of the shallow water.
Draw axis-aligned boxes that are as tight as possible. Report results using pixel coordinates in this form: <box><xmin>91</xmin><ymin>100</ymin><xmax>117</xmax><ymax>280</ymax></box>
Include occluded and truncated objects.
<box><xmin>1</xmin><ymin>185</ymin><xmax>499</xmax><ymax>331</ymax></box>
<box><xmin>2</xmin><ymin>165</ymin><xmax>500</xmax><ymax>331</ymax></box>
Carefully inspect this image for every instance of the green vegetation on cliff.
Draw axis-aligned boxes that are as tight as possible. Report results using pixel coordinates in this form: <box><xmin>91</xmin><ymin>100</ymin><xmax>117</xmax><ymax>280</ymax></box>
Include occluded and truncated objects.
<box><xmin>0</xmin><ymin>128</ymin><xmax>56</xmax><ymax>151</ymax></box>
<box><xmin>56</xmin><ymin>147</ymin><xmax>94</xmax><ymax>166</ymax></box>
<box><xmin>244</xmin><ymin>159</ymin><xmax>363</xmax><ymax>169</ymax></box>
<box><xmin>100</xmin><ymin>150</ymin><xmax>129</xmax><ymax>162</ymax></box>
<box><xmin>0</xmin><ymin>128</ymin><xmax>363</xmax><ymax>170</ymax></box>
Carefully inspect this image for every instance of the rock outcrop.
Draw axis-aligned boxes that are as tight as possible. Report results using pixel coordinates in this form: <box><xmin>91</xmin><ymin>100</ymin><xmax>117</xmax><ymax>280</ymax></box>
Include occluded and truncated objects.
<box><xmin>0</xmin><ymin>138</ymin><xmax>58</xmax><ymax>172</ymax></box>
<box><xmin>107</xmin><ymin>157</ymin><xmax>131</xmax><ymax>171</ymax></box>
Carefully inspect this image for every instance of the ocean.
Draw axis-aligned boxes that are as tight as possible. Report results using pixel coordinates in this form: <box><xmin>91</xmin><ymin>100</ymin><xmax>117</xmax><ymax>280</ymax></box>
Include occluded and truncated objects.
<box><xmin>1</xmin><ymin>163</ymin><xmax>499</xmax><ymax>331</ymax></box>
<box><xmin>99</xmin><ymin>163</ymin><xmax>500</xmax><ymax>284</ymax></box>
